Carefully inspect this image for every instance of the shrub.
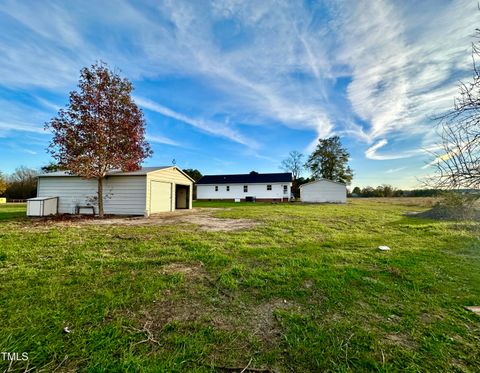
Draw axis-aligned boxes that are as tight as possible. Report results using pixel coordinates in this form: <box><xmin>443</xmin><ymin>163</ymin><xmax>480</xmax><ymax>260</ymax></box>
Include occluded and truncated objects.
<box><xmin>434</xmin><ymin>192</ymin><xmax>480</xmax><ymax>220</ymax></box>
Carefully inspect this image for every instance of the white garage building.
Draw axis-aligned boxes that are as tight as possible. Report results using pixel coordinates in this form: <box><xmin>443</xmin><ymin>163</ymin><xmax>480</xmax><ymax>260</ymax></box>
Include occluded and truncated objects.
<box><xmin>300</xmin><ymin>178</ymin><xmax>347</xmax><ymax>203</ymax></box>
<box><xmin>35</xmin><ymin>166</ymin><xmax>193</xmax><ymax>216</ymax></box>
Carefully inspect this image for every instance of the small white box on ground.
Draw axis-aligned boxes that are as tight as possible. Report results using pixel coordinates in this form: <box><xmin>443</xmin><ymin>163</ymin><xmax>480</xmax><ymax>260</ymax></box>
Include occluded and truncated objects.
<box><xmin>27</xmin><ymin>197</ymin><xmax>58</xmax><ymax>216</ymax></box>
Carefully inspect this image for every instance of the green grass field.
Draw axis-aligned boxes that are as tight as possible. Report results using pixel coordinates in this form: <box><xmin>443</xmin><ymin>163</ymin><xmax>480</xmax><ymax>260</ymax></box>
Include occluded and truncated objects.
<box><xmin>0</xmin><ymin>200</ymin><xmax>479</xmax><ymax>372</ymax></box>
<box><xmin>0</xmin><ymin>203</ymin><xmax>27</xmax><ymax>221</ymax></box>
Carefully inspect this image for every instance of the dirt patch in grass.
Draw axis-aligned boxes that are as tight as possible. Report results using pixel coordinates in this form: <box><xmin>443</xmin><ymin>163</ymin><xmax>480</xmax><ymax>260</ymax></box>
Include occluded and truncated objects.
<box><xmin>124</xmin><ymin>261</ymin><xmax>293</xmax><ymax>348</ymax></box>
<box><xmin>142</xmin><ymin>291</ymin><xmax>294</xmax><ymax>344</ymax></box>
<box><xmin>210</xmin><ymin>298</ymin><xmax>296</xmax><ymax>345</ymax></box>
<box><xmin>413</xmin><ymin>205</ymin><xmax>480</xmax><ymax>221</ymax></box>
<box><xmin>124</xmin><ymin>292</ymin><xmax>293</xmax><ymax>371</ymax></box>
<box><xmin>119</xmin><ymin>262</ymin><xmax>213</xmax><ymax>332</ymax></box>
<box><xmin>26</xmin><ymin>214</ymin><xmax>97</xmax><ymax>228</ymax></box>
<box><xmin>385</xmin><ymin>333</ymin><xmax>417</xmax><ymax>350</ymax></box>
<box><xmin>176</xmin><ymin>213</ymin><xmax>259</xmax><ymax>232</ymax></box>
<box><xmin>160</xmin><ymin>262</ymin><xmax>205</xmax><ymax>278</ymax></box>
<box><xmin>419</xmin><ymin>311</ymin><xmax>447</xmax><ymax>325</ymax></box>
<box><xmin>24</xmin><ymin>208</ymin><xmax>260</xmax><ymax>232</ymax></box>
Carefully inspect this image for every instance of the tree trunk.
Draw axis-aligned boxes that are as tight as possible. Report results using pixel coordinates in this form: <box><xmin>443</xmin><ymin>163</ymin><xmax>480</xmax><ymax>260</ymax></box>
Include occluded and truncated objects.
<box><xmin>97</xmin><ymin>177</ymin><xmax>104</xmax><ymax>218</ymax></box>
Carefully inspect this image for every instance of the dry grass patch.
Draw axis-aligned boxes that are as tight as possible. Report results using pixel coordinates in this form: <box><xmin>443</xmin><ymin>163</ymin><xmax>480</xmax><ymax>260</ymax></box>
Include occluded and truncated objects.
<box><xmin>124</xmin><ymin>266</ymin><xmax>298</xmax><ymax>371</ymax></box>
<box><xmin>21</xmin><ymin>208</ymin><xmax>260</xmax><ymax>232</ymax></box>
<box><xmin>355</xmin><ymin>197</ymin><xmax>439</xmax><ymax>207</ymax></box>
<box><xmin>137</xmin><ymin>286</ymin><xmax>295</xmax><ymax>348</ymax></box>
<box><xmin>384</xmin><ymin>333</ymin><xmax>417</xmax><ymax>350</ymax></box>
<box><xmin>160</xmin><ymin>262</ymin><xmax>205</xmax><ymax>278</ymax></box>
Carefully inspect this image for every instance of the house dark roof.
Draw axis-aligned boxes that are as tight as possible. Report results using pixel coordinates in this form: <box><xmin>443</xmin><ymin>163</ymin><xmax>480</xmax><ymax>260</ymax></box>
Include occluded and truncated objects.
<box><xmin>196</xmin><ymin>172</ymin><xmax>292</xmax><ymax>185</ymax></box>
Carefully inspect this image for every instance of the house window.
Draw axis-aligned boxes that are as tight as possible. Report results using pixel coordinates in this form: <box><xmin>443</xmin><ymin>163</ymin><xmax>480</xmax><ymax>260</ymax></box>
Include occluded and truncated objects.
<box><xmin>283</xmin><ymin>185</ymin><xmax>288</xmax><ymax>194</ymax></box>
<box><xmin>243</xmin><ymin>185</ymin><xmax>248</xmax><ymax>193</ymax></box>
<box><xmin>267</xmin><ymin>185</ymin><xmax>272</xmax><ymax>191</ymax></box>
<box><xmin>215</xmin><ymin>186</ymin><xmax>218</xmax><ymax>192</ymax></box>
<box><xmin>226</xmin><ymin>186</ymin><xmax>230</xmax><ymax>191</ymax></box>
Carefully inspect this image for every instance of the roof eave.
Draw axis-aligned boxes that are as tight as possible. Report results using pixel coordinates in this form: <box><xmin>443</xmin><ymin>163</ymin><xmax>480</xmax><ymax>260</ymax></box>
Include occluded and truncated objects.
<box><xmin>197</xmin><ymin>180</ymin><xmax>292</xmax><ymax>185</ymax></box>
<box><xmin>300</xmin><ymin>178</ymin><xmax>347</xmax><ymax>188</ymax></box>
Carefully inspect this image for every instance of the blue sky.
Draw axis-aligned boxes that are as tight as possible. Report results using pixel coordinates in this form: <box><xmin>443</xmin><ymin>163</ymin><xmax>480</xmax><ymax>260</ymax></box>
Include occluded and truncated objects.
<box><xmin>0</xmin><ymin>0</ymin><xmax>477</xmax><ymax>188</ymax></box>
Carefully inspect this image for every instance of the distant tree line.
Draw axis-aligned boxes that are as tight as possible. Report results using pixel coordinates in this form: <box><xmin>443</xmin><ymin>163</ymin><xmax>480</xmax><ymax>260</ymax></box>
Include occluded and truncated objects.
<box><xmin>182</xmin><ymin>168</ymin><xmax>203</xmax><ymax>199</ymax></box>
<box><xmin>0</xmin><ymin>167</ymin><xmax>39</xmax><ymax>200</ymax></box>
<box><xmin>182</xmin><ymin>169</ymin><xmax>202</xmax><ymax>182</ymax></box>
<box><xmin>349</xmin><ymin>185</ymin><xmax>441</xmax><ymax>198</ymax></box>
<box><xmin>0</xmin><ymin>163</ymin><xmax>68</xmax><ymax>200</ymax></box>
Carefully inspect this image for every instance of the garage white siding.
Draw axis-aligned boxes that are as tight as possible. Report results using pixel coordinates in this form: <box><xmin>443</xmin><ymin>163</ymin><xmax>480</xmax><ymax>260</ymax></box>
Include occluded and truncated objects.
<box><xmin>35</xmin><ymin>167</ymin><xmax>193</xmax><ymax>216</ymax></box>
<box><xmin>300</xmin><ymin>179</ymin><xmax>346</xmax><ymax>203</ymax></box>
<box><xmin>37</xmin><ymin>176</ymin><xmax>147</xmax><ymax>215</ymax></box>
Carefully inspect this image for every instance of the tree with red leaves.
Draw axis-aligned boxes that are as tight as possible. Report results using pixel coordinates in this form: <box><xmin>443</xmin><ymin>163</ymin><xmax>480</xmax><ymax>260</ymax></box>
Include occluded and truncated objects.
<box><xmin>46</xmin><ymin>62</ymin><xmax>152</xmax><ymax>217</ymax></box>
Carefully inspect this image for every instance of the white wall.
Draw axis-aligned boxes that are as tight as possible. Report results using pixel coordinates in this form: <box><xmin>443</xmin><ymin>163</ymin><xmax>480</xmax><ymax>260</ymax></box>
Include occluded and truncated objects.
<box><xmin>300</xmin><ymin>180</ymin><xmax>346</xmax><ymax>203</ymax></box>
<box><xmin>37</xmin><ymin>176</ymin><xmax>147</xmax><ymax>215</ymax></box>
<box><xmin>197</xmin><ymin>183</ymin><xmax>291</xmax><ymax>200</ymax></box>
<box><xmin>43</xmin><ymin>198</ymin><xmax>58</xmax><ymax>215</ymax></box>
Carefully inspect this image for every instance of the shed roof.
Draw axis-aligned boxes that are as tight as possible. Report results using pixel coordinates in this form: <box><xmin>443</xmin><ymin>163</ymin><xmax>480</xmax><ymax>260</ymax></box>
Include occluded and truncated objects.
<box><xmin>197</xmin><ymin>172</ymin><xmax>292</xmax><ymax>185</ymax></box>
<box><xmin>299</xmin><ymin>178</ymin><xmax>347</xmax><ymax>188</ymax></box>
<box><xmin>39</xmin><ymin>166</ymin><xmax>183</xmax><ymax>178</ymax></box>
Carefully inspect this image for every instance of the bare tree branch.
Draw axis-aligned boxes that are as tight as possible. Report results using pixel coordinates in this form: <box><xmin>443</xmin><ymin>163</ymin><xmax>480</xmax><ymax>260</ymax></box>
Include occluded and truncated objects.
<box><xmin>427</xmin><ymin>31</ymin><xmax>480</xmax><ymax>190</ymax></box>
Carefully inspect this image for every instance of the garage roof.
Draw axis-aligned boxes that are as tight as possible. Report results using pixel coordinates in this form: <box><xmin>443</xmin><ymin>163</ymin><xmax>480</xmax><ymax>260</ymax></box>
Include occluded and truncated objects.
<box><xmin>299</xmin><ymin>178</ymin><xmax>347</xmax><ymax>187</ymax></box>
<box><xmin>197</xmin><ymin>172</ymin><xmax>292</xmax><ymax>185</ymax></box>
<box><xmin>39</xmin><ymin>166</ymin><xmax>172</xmax><ymax>177</ymax></box>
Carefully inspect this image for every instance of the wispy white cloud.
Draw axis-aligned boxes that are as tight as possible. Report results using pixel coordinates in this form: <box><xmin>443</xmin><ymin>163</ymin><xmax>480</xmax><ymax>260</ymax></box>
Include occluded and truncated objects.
<box><xmin>366</xmin><ymin>139</ymin><xmax>444</xmax><ymax>161</ymax></box>
<box><xmin>36</xmin><ymin>97</ymin><xmax>61</xmax><ymax>112</ymax></box>
<box><xmin>0</xmin><ymin>0</ymin><xmax>477</xmax><ymax>179</ymax></box>
<box><xmin>386</xmin><ymin>166</ymin><xmax>406</xmax><ymax>174</ymax></box>
<box><xmin>366</xmin><ymin>139</ymin><xmax>424</xmax><ymax>161</ymax></box>
<box><xmin>0</xmin><ymin>121</ymin><xmax>46</xmax><ymax>134</ymax></box>
<box><xmin>145</xmin><ymin>134</ymin><xmax>180</xmax><ymax>147</ymax></box>
<box><xmin>21</xmin><ymin>148</ymin><xmax>37</xmax><ymax>155</ymax></box>
<box><xmin>331</xmin><ymin>0</ymin><xmax>478</xmax><ymax>156</ymax></box>
<box><xmin>149</xmin><ymin>0</ymin><xmax>335</xmax><ymax>140</ymax></box>
<box><xmin>421</xmin><ymin>146</ymin><xmax>463</xmax><ymax>170</ymax></box>
<box><xmin>135</xmin><ymin>96</ymin><xmax>256</xmax><ymax>148</ymax></box>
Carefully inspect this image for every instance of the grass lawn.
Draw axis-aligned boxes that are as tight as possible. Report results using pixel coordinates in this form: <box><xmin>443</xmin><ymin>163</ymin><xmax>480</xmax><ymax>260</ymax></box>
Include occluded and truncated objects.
<box><xmin>0</xmin><ymin>203</ymin><xmax>27</xmax><ymax>221</ymax></box>
<box><xmin>0</xmin><ymin>200</ymin><xmax>479</xmax><ymax>372</ymax></box>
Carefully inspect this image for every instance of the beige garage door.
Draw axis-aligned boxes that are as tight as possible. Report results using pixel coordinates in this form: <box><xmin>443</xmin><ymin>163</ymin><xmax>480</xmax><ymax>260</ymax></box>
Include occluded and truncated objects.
<box><xmin>150</xmin><ymin>181</ymin><xmax>172</xmax><ymax>213</ymax></box>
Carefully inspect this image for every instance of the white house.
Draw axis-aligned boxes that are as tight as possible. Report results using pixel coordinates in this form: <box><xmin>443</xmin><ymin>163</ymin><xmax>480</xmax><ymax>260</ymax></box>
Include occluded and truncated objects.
<box><xmin>34</xmin><ymin>166</ymin><xmax>194</xmax><ymax>216</ymax></box>
<box><xmin>300</xmin><ymin>178</ymin><xmax>347</xmax><ymax>203</ymax></box>
<box><xmin>196</xmin><ymin>172</ymin><xmax>292</xmax><ymax>202</ymax></box>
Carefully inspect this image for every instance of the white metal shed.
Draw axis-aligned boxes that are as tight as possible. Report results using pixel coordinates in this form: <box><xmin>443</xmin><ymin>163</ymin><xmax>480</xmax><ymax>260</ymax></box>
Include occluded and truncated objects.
<box><xmin>300</xmin><ymin>178</ymin><xmax>347</xmax><ymax>203</ymax></box>
<box><xmin>36</xmin><ymin>166</ymin><xmax>194</xmax><ymax>216</ymax></box>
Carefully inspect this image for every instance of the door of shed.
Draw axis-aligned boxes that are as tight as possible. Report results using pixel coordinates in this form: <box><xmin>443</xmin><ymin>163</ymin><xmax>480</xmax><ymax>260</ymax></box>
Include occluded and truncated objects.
<box><xmin>150</xmin><ymin>181</ymin><xmax>172</xmax><ymax>213</ymax></box>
